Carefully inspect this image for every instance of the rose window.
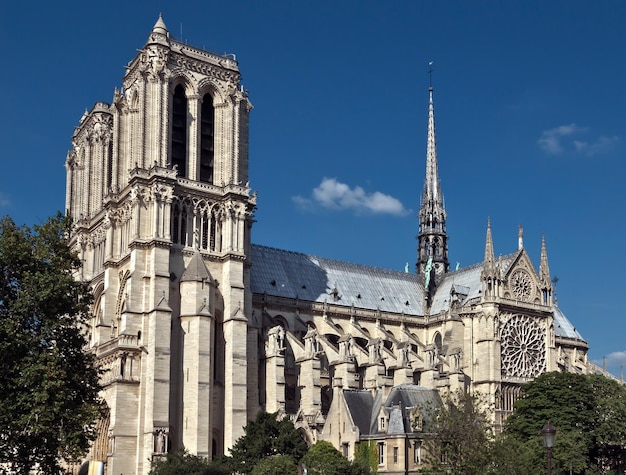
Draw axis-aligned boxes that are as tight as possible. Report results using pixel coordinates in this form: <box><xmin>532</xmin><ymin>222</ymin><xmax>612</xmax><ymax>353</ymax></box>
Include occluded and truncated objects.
<box><xmin>500</xmin><ymin>314</ymin><xmax>546</xmax><ymax>378</ymax></box>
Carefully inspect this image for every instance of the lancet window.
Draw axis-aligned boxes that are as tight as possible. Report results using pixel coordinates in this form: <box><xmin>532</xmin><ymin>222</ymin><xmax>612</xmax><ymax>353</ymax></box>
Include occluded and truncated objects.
<box><xmin>171</xmin><ymin>85</ymin><xmax>187</xmax><ymax>177</ymax></box>
<box><xmin>200</xmin><ymin>93</ymin><xmax>215</xmax><ymax>183</ymax></box>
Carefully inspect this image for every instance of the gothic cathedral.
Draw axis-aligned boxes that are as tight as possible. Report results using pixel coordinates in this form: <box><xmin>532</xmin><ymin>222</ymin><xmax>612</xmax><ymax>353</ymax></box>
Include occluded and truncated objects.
<box><xmin>65</xmin><ymin>17</ymin><xmax>590</xmax><ymax>474</ymax></box>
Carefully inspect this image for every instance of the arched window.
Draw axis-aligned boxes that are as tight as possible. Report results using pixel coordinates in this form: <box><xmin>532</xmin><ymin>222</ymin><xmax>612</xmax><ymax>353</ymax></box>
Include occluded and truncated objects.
<box><xmin>200</xmin><ymin>93</ymin><xmax>215</xmax><ymax>183</ymax></box>
<box><xmin>434</xmin><ymin>332</ymin><xmax>443</xmax><ymax>352</ymax></box>
<box><xmin>201</xmin><ymin>210</ymin><xmax>209</xmax><ymax>250</ymax></box>
<box><xmin>172</xmin><ymin>203</ymin><xmax>180</xmax><ymax>244</ymax></box>
<box><xmin>171</xmin><ymin>85</ymin><xmax>187</xmax><ymax>177</ymax></box>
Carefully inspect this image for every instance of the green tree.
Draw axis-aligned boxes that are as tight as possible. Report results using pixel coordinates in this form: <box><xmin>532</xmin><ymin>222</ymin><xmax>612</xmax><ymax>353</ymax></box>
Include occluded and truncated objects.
<box><xmin>301</xmin><ymin>441</ymin><xmax>351</xmax><ymax>475</ymax></box>
<box><xmin>0</xmin><ymin>214</ymin><xmax>104</xmax><ymax>474</ymax></box>
<box><xmin>484</xmin><ymin>433</ymin><xmax>535</xmax><ymax>475</ymax></box>
<box><xmin>149</xmin><ymin>448</ymin><xmax>230</xmax><ymax>475</ymax></box>
<box><xmin>227</xmin><ymin>411</ymin><xmax>308</xmax><ymax>474</ymax></box>
<box><xmin>354</xmin><ymin>441</ymin><xmax>377</xmax><ymax>475</ymax></box>
<box><xmin>505</xmin><ymin>371</ymin><xmax>626</xmax><ymax>474</ymax></box>
<box><xmin>250</xmin><ymin>454</ymin><xmax>298</xmax><ymax>475</ymax></box>
<box><xmin>420</xmin><ymin>390</ymin><xmax>493</xmax><ymax>475</ymax></box>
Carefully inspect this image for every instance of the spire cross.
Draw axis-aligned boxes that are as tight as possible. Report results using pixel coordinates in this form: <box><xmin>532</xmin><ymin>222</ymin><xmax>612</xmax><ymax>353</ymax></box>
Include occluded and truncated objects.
<box><xmin>428</xmin><ymin>61</ymin><xmax>434</xmax><ymax>89</ymax></box>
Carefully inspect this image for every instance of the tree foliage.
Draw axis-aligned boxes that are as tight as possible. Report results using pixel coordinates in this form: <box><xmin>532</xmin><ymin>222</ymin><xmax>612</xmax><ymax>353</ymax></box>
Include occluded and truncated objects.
<box><xmin>420</xmin><ymin>390</ymin><xmax>493</xmax><ymax>475</ymax></box>
<box><xmin>504</xmin><ymin>371</ymin><xmax>626</xmax><ymax>474</ymax></box>
<box><xmin>354</xmin><ymin>440</ymin><xmax>378</xmax><ymax>475</ymax></box>
<box><xmin>149</xmin><ymin>448</ymin><xmax>230</xmax><ymax>475</ymax></box>
<box><xmin>227</xmin><ymin>411</ymin><xmax>308</xmax><ymax>474</ymax></box>
<box><xmin>301</xmin><ymin>441</ymin><xmax>351</xmax><ymax>475</ymax></box>
<box><xmin>250</xmin><ymin>454</ymin><xmax>298</xmax><ymax>475</ymax></box>
<box><xmin>484</xmin><ymin>433</ymin><xmax>535</xmax><ymax>475</ymax></box>
<box><xmin>0</xmin><ymin>214</ymin><xmax>104</xmax><ymax>474</ymax></box>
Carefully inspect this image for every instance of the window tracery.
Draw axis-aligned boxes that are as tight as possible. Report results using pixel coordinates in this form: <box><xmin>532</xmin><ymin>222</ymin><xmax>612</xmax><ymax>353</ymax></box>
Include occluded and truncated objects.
<box><xmin>500</xmin><ymin>314</ymin><xmax>546</xmax><ymax>378</ymax></box>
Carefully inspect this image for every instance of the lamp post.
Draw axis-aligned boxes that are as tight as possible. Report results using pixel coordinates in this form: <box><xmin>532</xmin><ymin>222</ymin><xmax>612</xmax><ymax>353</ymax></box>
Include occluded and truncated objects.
<box><xmin>541</xmin><ymin>421</ymin><xmax>557</xmax><ymax>475</ymax></box>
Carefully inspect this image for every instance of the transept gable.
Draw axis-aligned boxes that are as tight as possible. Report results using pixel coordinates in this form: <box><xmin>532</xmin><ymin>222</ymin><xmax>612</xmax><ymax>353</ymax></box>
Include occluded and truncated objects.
<box><xmin>502</xmin><ymin>250</ymin><xmax>543</xmax><ymax>304</ymax></box>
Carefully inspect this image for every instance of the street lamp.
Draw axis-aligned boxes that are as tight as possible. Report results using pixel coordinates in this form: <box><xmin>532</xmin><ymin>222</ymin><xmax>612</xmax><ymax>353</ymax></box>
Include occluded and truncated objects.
<box><xmin>541</xmin><ymin>421</ymin><xmax>557</xmax><ymax>475</ymax></box>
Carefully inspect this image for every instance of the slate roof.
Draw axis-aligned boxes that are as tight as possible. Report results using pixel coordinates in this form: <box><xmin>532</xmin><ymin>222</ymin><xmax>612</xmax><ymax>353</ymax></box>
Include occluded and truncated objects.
<box><xmin>250</xmin><ymin>245</ymin><xmax>425</xmax><ymax>315</ymax></box>
<box><xmin>553</xmin><ymin>304</ymin><xmax>585</xmax><ymax>340</ymax></box>
<box><xmin>249</xmin><ymin>244</ymin><xmax>584</xmax><ymax>341</ymax></box>
<box><xmin>430</xmin><ymin>253</ymin><xmax>518</xmax><ymax>314</ymax></box>
<box><xmin>343</xmin><ymin>390</ymin><xmax>375</xmax><ymax>435</ymax></box>
<box><xmin>342</xmin><ymin>385</ymin><xmax>441</xmax><ymax>436</ymax></box>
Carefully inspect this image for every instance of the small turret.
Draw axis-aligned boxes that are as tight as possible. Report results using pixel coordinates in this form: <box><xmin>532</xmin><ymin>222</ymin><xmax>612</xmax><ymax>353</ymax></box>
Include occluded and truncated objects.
<box><xmin>152</xmin><ymin>14</ymin><xmax>168</xmax><ymax>36</ymax></box>
<box><xmin>147</xmin><ymin>14</ymin><xmax>170</xmax><ymax>46</ymax></box>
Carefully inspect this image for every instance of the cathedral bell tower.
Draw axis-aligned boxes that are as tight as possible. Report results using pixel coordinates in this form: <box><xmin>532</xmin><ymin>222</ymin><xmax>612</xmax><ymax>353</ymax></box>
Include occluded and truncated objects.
<box><xmin>417</xmin><ymin>86</ymin><xmax>449</xmax><ymax>301</ymax></box>
<box><xmin>65</xmin><ymin>16</ymin><xmax>255</xmax><ymax>475</ymax></box>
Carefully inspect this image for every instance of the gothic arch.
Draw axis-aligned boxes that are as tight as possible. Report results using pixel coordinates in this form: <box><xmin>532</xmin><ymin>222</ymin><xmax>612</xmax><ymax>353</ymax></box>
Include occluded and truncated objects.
<box><xmin>433</xmin><ymin>332</ymin><xmax>443</xmax><ymax>350</ymax></box>
<box><xmin>273</xmin><ymin>315</ymin><xmax>289</xmax><ymax>332</ymax></box>
<box><xmin>169</xmin><ymin>71</ymin><xmax>195</xmax><ymax>96</ymax></box>
<box><xmin>170</xmin><ymin>82</ymin><xmax>189</xmax><ymax>177</ymax></box>
<box><xmin>197</xmin><ymin>79</ymin><xmax>226</xmax><ymax>104</ymax></box>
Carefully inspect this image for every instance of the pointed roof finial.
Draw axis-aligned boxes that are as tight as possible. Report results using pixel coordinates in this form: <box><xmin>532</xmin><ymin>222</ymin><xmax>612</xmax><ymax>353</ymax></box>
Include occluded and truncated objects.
<box><xmin>152</xmin><ymin>13</ymin><xmax>168</xmax><ymax>36</ymax></box>
<box><xmin>180</xmin><ymin>251</ymin><xmax>212</xmax><ymax>283</ymax></box>
<box><xmin>518</xmin><ymin>224</ymin><xmax>524</xmax><ymax>250</ymax></box>
<box><xmin>428</xmin><ymin>61</ymin><xmax>434</xmax><ymax>90</ymax></box>
<box><xmin>484</xmin><ymin>217</ymin><xmax>495</xmax><ymax>265</ymax></box>
<box><xmin>539</xmin><ymin>234</ymin><xmax>551</xmax><ymax>284</ymax></box>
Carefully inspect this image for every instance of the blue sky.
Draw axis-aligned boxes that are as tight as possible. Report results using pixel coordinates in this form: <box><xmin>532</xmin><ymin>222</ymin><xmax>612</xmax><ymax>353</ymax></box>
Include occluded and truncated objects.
<box><xmin>1</xmin><ymin>1</ymin><xmax>625</xmax><ymax>376</ymax></box>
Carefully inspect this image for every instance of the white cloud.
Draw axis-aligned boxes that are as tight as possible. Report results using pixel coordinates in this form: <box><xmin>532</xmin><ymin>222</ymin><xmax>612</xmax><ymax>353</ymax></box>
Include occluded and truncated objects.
<box><xmin>0</xmin><ymin>193</ymin><xmax>10</xmax><ymax>208</ymax></box>
<box><xmin>574</xmin><ymin>135</ymin><xmax>620</xmax><ymax>157</ymax></box>
<box><xmin>537</xmin><ymin>123</ymin><xmax>587</xmax><ymax>155</ymax></box>
<box><xmin>599</xmin><ymin>351</ymin><xmax>626</xmax><ymax>369</ymax></box>
<box><xmin>293</xmin><ymin>177</ymin><xmax>410</xmax><ymax>216</ymax></box>
<box><xmin>538</xmin><ymin>124</ymin><xmax>618</xmax><ymax>157</ymax></box>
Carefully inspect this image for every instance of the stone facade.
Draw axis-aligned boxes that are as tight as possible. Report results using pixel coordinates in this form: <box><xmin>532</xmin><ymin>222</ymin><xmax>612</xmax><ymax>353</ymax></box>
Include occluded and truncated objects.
<box><xmin>66</xmin><ymin>16</ymin><xmax>591</xmax><ymax>474</ymax></box>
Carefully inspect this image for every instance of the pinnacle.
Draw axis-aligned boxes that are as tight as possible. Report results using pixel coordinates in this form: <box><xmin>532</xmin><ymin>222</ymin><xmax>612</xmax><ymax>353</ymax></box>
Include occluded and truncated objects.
<box><xmin>152</xmin><ymin>13</ymin><xmax>168</xmax><ymax>35</ymax></box>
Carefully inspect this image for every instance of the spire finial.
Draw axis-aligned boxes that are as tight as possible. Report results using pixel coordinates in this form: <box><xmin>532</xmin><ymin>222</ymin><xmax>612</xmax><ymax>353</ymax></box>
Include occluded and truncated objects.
<box><xmin>152</xmin><ymin>13</ymin><xmax>169</xmax><ymax>36</ymax></box>
<box><xmin>428</xmin><ymin>61</ymin><xmax>434</xmax><ymax>89</ymax></box>
<box><xmin>484</xmin><ymin>217</ymin><xmax>495</xmax><ymax>265</ymax></box>
<box><xmin>540</xmin><ymin>234</ymin><xmax>551</xmax><ymax>285</ymax></box>
<box><xmin>518</xmin><ymin>224</ymin><xmax>524</xmax><ymax>250</ymax></box>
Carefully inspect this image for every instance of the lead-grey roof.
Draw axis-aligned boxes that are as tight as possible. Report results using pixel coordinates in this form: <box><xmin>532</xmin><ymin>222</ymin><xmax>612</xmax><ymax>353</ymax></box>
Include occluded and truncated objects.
<box><xmin>429</xmin><ymin>253</ymin><xmax>518</xmax><ymax>314</ymax></box>
<box><xmin>250</xmin><ymin>244</ymin><xmax>585</xmax><ymax>342</ymax></box>
<box><xmin>342</xmin><ymin>385</ymin><xmax>442</xmax><ymax>436</ymax></box>
<box><xmin>250</xmin><ymin>245</ymin><xmax>425</xmax><ymax>315</ymax></box>
<box><xmin>343</xmin><ymin>390</ymin><xmax>375</xmax><ymax>435</ymax></box>
<box><xmin>553</xmin><ymin>304</ymin><xmax>584</xmax><ymax>340</ymax></box>
<box><xmin>385</xmin><ymin>384</ymin><xmax>442</xmax><ymax>411</ymax></box>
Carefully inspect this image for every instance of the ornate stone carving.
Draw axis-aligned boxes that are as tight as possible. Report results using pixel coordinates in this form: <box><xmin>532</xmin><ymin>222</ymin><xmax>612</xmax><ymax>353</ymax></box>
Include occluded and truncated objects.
<box><xmin>153</xmin><ymin>427</ymin><xmax>169</xmax><ymax>454</ymax></box>
<box><xmin>266</xmin><ymin>325</ymin><xmax>285</xmax><ymax>357</ymax></box>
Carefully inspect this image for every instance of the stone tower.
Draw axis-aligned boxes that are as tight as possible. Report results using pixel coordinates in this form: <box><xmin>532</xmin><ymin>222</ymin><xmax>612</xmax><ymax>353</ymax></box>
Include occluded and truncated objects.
<box><xmin>416</xmin><ymin>86</ymin><xmax>449</xmax><ymax>301</ymax></box>
<box><xmin>65</xmin><ymin>15</ymin><xmax>255</xmax><ymax>475</ymax></box>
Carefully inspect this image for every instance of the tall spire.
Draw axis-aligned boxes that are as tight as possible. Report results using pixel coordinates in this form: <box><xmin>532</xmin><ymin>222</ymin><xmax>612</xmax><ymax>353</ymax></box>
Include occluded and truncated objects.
<box><xmin>417</xmin><ymin>84</ymin><xmax>449</xmax><ymax>292</ymax></box>
<box><xmin>423</xmin><ymin>87</ymin><xmax>443</xmax><ymax>208</ymax></box>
